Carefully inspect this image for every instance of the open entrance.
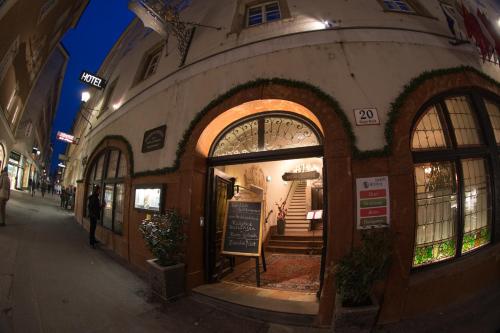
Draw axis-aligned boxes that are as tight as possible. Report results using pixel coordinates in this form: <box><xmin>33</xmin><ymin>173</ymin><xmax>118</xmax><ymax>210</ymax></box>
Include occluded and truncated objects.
<box><xmin>196</xmin><ymin>112</ymin><xmax>326</xmax><ymax>318</ymax></box>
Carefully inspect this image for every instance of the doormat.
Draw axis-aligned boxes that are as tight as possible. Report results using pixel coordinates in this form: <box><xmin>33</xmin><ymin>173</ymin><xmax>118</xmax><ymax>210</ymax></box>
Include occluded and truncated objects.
<box><xmin>226</xmin><ymin>254</ymin><xmax>321</xmax><ymax>293</ymax></box>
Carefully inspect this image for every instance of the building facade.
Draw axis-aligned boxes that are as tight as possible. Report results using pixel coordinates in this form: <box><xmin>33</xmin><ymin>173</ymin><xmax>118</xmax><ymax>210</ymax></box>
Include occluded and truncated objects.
<box><xmin>0</xmin><ymin>0</ymin><xmax>89</xmax><ymax>187</ymax></box>
<box><xmin>64</xmin><ymin>0</ymin><xmax>500</xmax><ymax>327</ymax></box>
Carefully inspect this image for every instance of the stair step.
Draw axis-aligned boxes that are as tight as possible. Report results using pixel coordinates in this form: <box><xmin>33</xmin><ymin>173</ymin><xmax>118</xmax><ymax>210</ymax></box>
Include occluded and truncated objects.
<box><xmin>271</xmin><ymin>234</ymin><xmax>322</xmax><ymax>241</ymax></box>
<box><xmin>268</xmin><ymin>240</ymin><xmax>323</xmax><ymax>247</ymax></box>
<box><xmin>266</xmin><ymin>246</ymin><xmax>322</xmax><ymax>255</ymax></box>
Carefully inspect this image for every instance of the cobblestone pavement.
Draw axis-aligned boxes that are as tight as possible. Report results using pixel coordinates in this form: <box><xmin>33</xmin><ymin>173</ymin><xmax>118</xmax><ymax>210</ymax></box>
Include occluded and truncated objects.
<box><xmin>0</xmin><ymin>190</ymin><xmax>498</xmax><ymax>333</ymax></box>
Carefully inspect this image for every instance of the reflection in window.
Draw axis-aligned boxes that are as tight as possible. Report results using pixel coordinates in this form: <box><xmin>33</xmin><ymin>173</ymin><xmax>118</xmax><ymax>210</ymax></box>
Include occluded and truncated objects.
<box><xmin>411</xmin><ymin>106</ymin><xmax>448</xmax><ymax>150</ymax></box>
<box><xmin>484</xmin><ymin>99</ymin><xmax>500</xmax><ymax>144</ymax></box>
<box><xmin>212</xmin><ymin>115</ymin><xmax>320</xmax><ymax>157</ymax></box>
<box><xmin>247</xmin><ymin>1</ymin><xmax>281</xmax><ymax>27</ymax></box>
<box><xmin>460</xmin><ymin>159</ymin><xmax>491</xmax><ymax>253</ymax></box>
<box><xmin>445</xmin><ymin>97</ymin><xmax>481</xmax><ymax>146</ymax></box>
<box><xmin>382</xmin><ymin>0</ymin><xmax>415</xmax><ymax>13</ymax></box>
<box><xmin>413</xmin><ymin>162</ymin><xmax>457</xmax><ymax>267</ymax></box>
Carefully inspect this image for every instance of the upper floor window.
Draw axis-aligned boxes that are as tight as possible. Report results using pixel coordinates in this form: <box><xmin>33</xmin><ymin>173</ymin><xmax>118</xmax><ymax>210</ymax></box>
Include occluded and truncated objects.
<box><xmin>99</xmin><ymin>79</ymin><xmax>118</xmax><ymax>116</ymax></box>
<box><xmin>411</xmin><ymin>94</ymin><xmax>498</xmax><ymax>268</ymax></box>
<box><xmin>382</xmin><ymin>0</ymin><xmax>415</xmax><ymax>13</ymax></box>
<box><xmin>133</xmin><ymin>44</ymin><xmax>163</xmax><ymax>85</ymax></box>
<box><xmin>247</xmin><ymin>1</ymin><xmax>281</xmax><ymax>27</ymax></box>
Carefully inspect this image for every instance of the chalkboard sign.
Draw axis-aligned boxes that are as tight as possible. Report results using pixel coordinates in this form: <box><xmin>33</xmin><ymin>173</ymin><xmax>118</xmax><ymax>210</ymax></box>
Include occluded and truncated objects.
<box><xmin>221</xmin><ymin>200</ymin><xmax>263</xmax><ymax>257</ymax></box>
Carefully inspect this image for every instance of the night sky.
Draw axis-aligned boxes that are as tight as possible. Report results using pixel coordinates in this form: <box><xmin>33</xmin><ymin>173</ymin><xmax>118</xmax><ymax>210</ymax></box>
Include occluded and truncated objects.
<box><xmin>50</xmin><ymin>0</ymin><xmax>134</xmax><ymax>174</ymax></box>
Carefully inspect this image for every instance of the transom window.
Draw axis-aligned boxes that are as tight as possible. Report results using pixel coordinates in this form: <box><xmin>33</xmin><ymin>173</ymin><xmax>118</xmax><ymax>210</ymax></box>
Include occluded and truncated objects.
<box><xmin>411</xmin><ymin>94</ymin><xmax>498</xmax><ymax>268</ymax></box>
<box><xmin>211</xmin><ymin>114</ymin><xmax>321</xmax><ymax>157</ymax></box>
<box><xmin>87</xmin><ymin>149</ymin><xmax>127</xmax><ymax>234</ymax></box>
<box><xmin>247</xmin><ymin>1</ymin><xmax>281</xmax><ymax>27</ymax></box>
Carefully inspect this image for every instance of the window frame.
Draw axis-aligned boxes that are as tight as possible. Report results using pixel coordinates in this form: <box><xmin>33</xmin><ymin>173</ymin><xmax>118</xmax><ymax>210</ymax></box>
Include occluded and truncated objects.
<box><xmin>132</xmin><ymin>43</ymin><xmax>163</xmax><ymax>86</ymax></box>
<box><xmin>411</xmin><ymin>89</ymin><xmax>499</xmax><ymax>271</ymax></box>
<box><xmin>246</xmin><ymin>1</ymin><xmax>282</xmax><ymax>27</ymax></box>
<box><xmin>377</xmin><ymin>0</ymin><xmax>434</xmax><ymax>18</ymax></box>
<box><xmin>86</xmin><ymin>149</ymin><xmax>126</xmax><ymax>235</ymax></box>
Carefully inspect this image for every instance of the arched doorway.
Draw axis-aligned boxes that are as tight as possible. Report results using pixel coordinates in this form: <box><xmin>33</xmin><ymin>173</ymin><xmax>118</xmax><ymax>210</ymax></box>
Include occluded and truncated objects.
<box><xmin>203</xmin><ymin>111</ymin><xmax>327</xmax><ymax>307</ymax></box>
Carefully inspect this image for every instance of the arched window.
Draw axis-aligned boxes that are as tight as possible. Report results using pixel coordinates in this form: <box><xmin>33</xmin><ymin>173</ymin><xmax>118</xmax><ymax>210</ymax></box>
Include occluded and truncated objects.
<box><xmin>211</xmin><ymin>114</ymin><xmax>322</xmax><ymax>157</ymax></box>
<box><xmin>411</xmin><ymin>94</ymin><xmax>499</xmax><ymax>267</ymax></box>
<box><xmin>86</xmin><ymin>149</ymin><xmax>127</xmax><ymax>234</ymax></box>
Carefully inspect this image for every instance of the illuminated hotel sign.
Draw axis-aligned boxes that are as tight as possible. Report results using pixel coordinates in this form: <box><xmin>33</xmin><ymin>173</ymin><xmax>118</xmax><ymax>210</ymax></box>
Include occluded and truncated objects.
<box><xmin>79</xmin><ymin>71</ymin><xmax>106</xmax><ymax>90</ymax></box>
<box><xmin>56</xmin><ymin>131</ymin><xmax>77</xmax><ymax>144</ymax></box>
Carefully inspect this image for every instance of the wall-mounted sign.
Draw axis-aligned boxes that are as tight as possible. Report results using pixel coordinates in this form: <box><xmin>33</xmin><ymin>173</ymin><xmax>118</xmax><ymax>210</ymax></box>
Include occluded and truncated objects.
<box><xmin>356</xmin><ymin>176</ymin><xmax>390</xmax><ymax>229</ymax></box>
<box><xmin>142</xmin><ymin>125</ymin><xmax>166</xmax><ymax>153</ymax></box>
<box><xmin>56</xmin><ymin>131</ymin><xmax>77</xmax><ymax>144</ymax></box>
<box><xmin>354</xmin><ymin>108</ymin><xmax>380</xmax><ymax>126</ymax></box>
<box><xmin>134</xmin><ymin>185</ymin><xmax>165</xmax><ymax>212</ymax></box>
<box><xmin>79</xmin><ymin>71</ymin><xmax>107</xmax><ymax>90</ymax></box>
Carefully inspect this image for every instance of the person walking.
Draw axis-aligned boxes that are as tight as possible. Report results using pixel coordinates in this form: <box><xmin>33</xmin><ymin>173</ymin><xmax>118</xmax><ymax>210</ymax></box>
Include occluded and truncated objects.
<box><xmin>31</xmin><ymin>179</ymin><xmax>36</xmax><ymax>197</ymax></box>
<box><xmin>87</xmin><ymin>186</ymin><xmax>102</xmax><ymax>248</ymax></box>
<box><xmin>41</xmin><ymin>182</ymin><xmax>46</xmax><ymax>198</ymax></box>
<box><xmin>0</xmin><ymin>167</ymin><xmax>11</xmax><ymax>226</ymax></box>
<box><xmin>60</xmin><ymin>187</ymin><xmax>66</xmax><ymax>208</ymax></box>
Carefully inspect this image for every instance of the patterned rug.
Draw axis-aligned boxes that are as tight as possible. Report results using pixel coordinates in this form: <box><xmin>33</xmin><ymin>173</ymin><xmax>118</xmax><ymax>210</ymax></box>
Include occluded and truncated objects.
<box><xmin>226</xmin><ymin>254</ymin><xmax>321</xmax><ymax>293</ymax></box>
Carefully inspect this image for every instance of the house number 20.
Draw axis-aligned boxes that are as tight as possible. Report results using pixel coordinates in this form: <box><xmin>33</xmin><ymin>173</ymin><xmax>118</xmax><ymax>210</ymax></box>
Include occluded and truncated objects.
<box><xmin>354</xmin><ymin>108</ymin><xmax>380</xmax><ymax>126</ymax></box>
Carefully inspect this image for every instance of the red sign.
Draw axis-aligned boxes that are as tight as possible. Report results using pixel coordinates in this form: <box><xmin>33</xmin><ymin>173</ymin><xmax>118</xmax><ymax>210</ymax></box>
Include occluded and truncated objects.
<box><xmin>56</xmin><ymin>131</ymin><xmax>76</xmax><ymax>144</ymax></box>
<box><xmin>360</xmin><ymin>189</ymin><xmax>386</xmax><ymax>199</ymax></box>
<box><xmin>360</xmin><ymin>207</ymin><xmax>387</xmax><ymax>218</ymax></box>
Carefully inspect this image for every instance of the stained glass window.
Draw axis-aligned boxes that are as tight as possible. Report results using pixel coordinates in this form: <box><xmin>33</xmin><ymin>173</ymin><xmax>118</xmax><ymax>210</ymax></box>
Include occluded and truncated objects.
<box><xmin>411</xmin><ymin>106</ymin><xmax>448</xmax><ymax>150</ymax></box>
<box><xmin>212</xmin><ymin>115</ymin><xmax>320</xmax><ymax>157</ymax></box>
<box><xmin>413</xmin><ymin>162</ymin><xmax>457</xmax><ymax>267</ymax></box>
<box><xmin>445</xmin><ymin>97</ymin><xmax>481</xmax><ymax>146</ymax></box>
<box><xmin>484</xmin><ymin>99</ymin><xmax>500</xmax><ymax>144</ymax></box>
<box><xmin>411</xmin><ymin>94</ymin><xmax>495</xmax><ymax>268</ymax></box>
<box><xmin>460</xmin><ymin>159</ymin><xmax>491</xmax><ymax>253</ymax></box>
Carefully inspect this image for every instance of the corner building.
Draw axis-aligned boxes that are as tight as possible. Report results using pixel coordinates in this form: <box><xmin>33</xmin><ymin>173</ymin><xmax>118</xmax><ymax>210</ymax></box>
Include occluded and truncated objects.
<box><xmin>65</xmin><ymin>0</ymin><xmax>500</xmax><ymax>327</ymax></box>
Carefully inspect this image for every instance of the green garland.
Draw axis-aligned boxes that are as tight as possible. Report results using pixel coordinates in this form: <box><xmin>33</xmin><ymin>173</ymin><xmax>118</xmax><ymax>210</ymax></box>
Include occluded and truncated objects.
<box><xmin>133</xmin><ymin>78</ymin><xmax>357</xmax><ymax>178</ymax></box>
<box><xmin>83</xmin><ymin>68</ymin><xmax>500</xmax><ymax>179</ymax></box>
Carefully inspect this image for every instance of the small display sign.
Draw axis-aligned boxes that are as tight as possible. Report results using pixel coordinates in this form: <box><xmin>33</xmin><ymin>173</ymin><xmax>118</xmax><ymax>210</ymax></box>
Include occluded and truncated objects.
<box><xmin>356</xmin><ymin>176</ymin><xmax>390</xmax><ymax>229</ymax></box>
<box><xmin>354</xmin><ymin>108</ymin><xmax>380</xmax><ymax>126</ymax></box>
<box><xmin>134</xmin><ymin>186</ymin><xmax>164</xmax><ymax>212</ymax></box>
<box><xmin>79</xmin><ymin>71</ymin><xmax>107</xmax><ymax>90</ymax></box>
<box><xmin>56</xmin><ymin>131</ymin><xmax>77</xmax><ymax>144</ymax></box>
<box><xmin>306</xmin><ymin>210</ymin><xmax>323</xmax><ymax>220</ymax></box>
<box><xmin>142</xmin><ymin>125</ymin><xmax>167</xmax><ymax>153</ymax></box>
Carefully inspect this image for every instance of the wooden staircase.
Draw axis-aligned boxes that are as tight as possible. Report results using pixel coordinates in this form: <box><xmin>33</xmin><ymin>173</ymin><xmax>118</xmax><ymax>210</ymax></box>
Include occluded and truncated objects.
<box><xmin>284</xmin><ymin>181</ymin><xmax>309</xmax><ymax>232</ymax></box>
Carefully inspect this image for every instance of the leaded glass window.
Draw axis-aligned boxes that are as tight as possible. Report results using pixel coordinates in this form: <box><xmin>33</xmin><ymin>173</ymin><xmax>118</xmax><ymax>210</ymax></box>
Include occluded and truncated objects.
<box><xmin>445</xmin><ymin>96</ymin><xmax>481</xmax><ymax>146</ymax></box>
<box><xmin>411</xmin><ymin>106</ymin><xmax>448</xmax><ymax>150</ymax></box>
<box><xmin>460</xmin><ymin>158</ymin><xmax>491</xmax><ymax>253</ymax></box>
<box><xmin>212</xmin><ymin>115</ymin><xmax>321</xmax><ymax>157</ymax></box>
<box><xmin>413</xmin><ymin>162</ymin><xmax>457</xmax><ymax>266</ymax></box>
<box><xmin>484</xmin><ymin>99</ymin><xmax>500</xmax><ymax>144</ymax></box>
<box><xmin>411</xmin><ymin>94</ymin><xmax>495</xmax><ymax>268</ymax></box>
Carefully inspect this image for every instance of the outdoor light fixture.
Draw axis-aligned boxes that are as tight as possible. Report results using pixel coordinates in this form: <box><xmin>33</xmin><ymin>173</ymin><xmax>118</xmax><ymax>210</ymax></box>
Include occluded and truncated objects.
<box><xmin>112</xmin><ymin>103</ymin><xmax>121</xmax><ymax>110</ymax></box>
<box><xmin>323</xmin><ymin>20</ymin><xmax>333</xmax><ymax>29</ymax></box>
<box><xmin>58</xmin><ymin>163</ymin><xmax>66</xmax><ymax>168</ymax></box>
<box><xmin>81</xmin><ymin>91</ymin><xmax>91</xmax><ymax>103</ymax></box>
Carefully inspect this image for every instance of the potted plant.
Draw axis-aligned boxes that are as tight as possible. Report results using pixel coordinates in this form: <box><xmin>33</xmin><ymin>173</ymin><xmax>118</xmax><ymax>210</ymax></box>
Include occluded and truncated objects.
<box><xmin>334</xmin><ymin>230</ymin><xmax>392</xmax><ymax>333</ymax></box>
<box><xmin>275</xmin><ymin>199</ymin><xmax>287</xmax><ymax>235</ymax></box>
<box><xmin>139</xmin><ymin>210</ymin><xmax>187</xmax><ymax>302</ymax></box>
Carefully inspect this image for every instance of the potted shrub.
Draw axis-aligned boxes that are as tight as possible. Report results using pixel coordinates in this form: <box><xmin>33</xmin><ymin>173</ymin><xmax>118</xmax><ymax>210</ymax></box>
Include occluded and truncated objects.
<box><xmin>334</xmin><ymin>230</ymin><xmax>392</xmax><ymax>333</ymax></box>
<box><xmin>139</xmin><ymin>210</ymin><xmax>186</xmax><ymax>302</ymax></box>
<box><xmin>275</xmin><ymin>199</ymin><xmax>287</xmax><ymax>235</ymax></box>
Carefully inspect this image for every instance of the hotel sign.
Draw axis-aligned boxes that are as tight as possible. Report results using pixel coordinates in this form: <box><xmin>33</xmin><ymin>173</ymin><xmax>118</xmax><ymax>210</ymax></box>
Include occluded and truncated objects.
<box><xmin>56</xmin><ymin>131</ymin><xmax>77</xmax><ymax>144</ymax></box>
<box><xmin>356</xmin><ymin>176</ymin><xmax>390</xmax><ymax>229</ymax></box>
<box><xmin>142</xmin><ymin>125</ymin><xmax>166</xmax><ymax>153</ymax></box>
<box><xmin>79</xmin><ymin>71</ymin><xmax>106</xmax><ymax>90</ymax></box>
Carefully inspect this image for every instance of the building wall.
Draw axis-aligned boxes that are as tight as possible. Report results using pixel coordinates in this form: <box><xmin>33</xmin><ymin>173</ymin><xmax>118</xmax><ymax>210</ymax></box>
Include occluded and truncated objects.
<box><xmin>65</xmin><ymin>0</ymin><xmax>500</xmax><ymax>327</ymax></box>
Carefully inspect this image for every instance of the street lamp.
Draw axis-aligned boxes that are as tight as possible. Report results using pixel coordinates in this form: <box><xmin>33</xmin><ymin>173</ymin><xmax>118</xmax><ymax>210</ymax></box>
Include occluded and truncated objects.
<box><xmin>79</xmin><ymin>91</ymin><xmax>100</xmax><ymax>130</ymax></box>
<box><xmin>81</xmin><ymin>91</ymin><xmax>91</xmax><ymax>103</ymax></box>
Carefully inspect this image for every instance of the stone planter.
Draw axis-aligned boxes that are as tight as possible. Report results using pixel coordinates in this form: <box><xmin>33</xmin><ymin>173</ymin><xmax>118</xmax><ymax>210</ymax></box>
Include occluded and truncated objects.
<box><xmin>146</xmin><ymin>259</ymin><xmax>185</xmax><ymax>303</ymax></box>
<box><xmin>277</xmin><ymin>219</ymin><xmax>286</xmax><ymax>235</ymax></box>
<box><xmin>334</xmin><ymin>294</ymin><xmax>380</xmax><ymax>333</ymax></box>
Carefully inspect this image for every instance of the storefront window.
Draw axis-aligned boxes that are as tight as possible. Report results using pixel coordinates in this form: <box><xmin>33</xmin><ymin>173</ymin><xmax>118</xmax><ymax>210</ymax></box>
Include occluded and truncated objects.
<box><xmin>411</xmin><ymin>94</ymin><xmax>494</xmax><ymax>268</ymax></box>
<box><xmin>484</xmin><ymin>99</ymin><xmax>500</xmax><ymax>144</ymax></box>
<box><xmin>86</xmin><ymin>149</ymin><xmax>127</xmax><ymax>234</ymax></box>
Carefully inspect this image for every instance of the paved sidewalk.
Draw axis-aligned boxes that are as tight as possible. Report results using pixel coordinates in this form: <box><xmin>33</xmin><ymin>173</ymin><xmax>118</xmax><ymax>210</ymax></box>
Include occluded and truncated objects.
<box><xmin>1</xmin><ymin>190</ymin><xmax>498</xmax><ymax>333</ymax></box>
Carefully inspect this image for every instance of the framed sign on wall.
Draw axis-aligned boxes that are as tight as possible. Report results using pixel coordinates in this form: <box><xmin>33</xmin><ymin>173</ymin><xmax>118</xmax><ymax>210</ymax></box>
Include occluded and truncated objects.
<box><xmin>134</xmin><ymin>184</ymin><xmax>166</xmax><ymax>213</ymax></box>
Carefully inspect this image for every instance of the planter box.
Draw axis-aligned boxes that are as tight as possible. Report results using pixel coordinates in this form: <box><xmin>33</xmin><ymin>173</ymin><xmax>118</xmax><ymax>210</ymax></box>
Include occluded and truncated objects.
<box><xmin>334</xmin><ymin>294</ymin><xmax>380</xmax><ymax>333</ymax></box>
<box><xmin>146</xmin><ymin>259</ymin><xmax>185</xmax><ymax>302</ymax></box>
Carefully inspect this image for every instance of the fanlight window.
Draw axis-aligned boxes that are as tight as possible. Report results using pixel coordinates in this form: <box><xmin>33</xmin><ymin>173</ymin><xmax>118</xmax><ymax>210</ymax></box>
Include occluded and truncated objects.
<box><xmin>212</xmin><ymin>115</ymin><xmax>321</xmax><ymax>157</ymax></box>
<box><xmin>411</xmin><ymin>95</ymin><xmax>494</xmax><ymax>268</ymax></box>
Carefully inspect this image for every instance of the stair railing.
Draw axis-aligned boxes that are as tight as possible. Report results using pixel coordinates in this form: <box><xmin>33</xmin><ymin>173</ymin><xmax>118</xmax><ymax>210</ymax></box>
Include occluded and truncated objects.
<box><xmin>284</xmin><ymin>180</ymin><xmax>296</xmax><ymax>205</ymax></box>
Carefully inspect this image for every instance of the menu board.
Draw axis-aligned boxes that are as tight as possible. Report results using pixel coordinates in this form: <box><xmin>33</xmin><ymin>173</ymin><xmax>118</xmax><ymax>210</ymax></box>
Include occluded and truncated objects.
<box><xmin>356</xmin><ymin>176</ymin><xmax>390</xmax><ymax>229</ymax></box>
<box><xmin>221</xmin><ymin>200</ymin><xmax>263</xmax><ymax>257</ymax></box>
<box><xmin>134</xmin><ymin>186</ymin><xmax>163</xmax><ymax>212</ymax></box>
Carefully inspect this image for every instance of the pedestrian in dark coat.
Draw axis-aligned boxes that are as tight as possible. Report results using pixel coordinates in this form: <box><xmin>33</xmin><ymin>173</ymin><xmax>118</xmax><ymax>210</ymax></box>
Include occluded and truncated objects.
<box><xmin>0</xmin><ymin>167</ymin><xmax>11</xmax><ymax>226</ymax></box>
<box><xmin>87</xmin><ymin>186</ymin><xmax>102</xmax><ymax>248</ymax></box>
